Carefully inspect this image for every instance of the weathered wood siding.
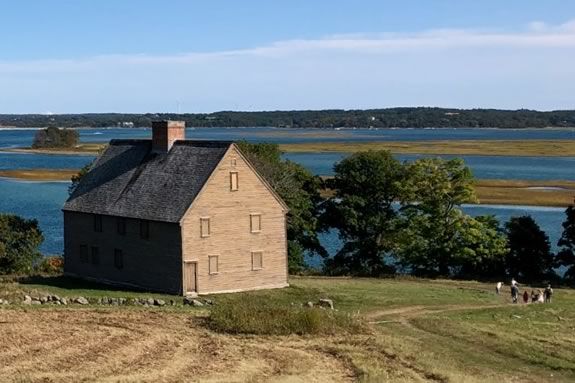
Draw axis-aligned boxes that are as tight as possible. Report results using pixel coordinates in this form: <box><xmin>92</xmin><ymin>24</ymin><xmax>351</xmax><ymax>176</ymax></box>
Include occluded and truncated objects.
<box><xmin>181</xmin><ymin>145</ymin><xmax>288</xmax><ymax>294</ymax></box>
<box><xmin>64</xmin><ymin>211</ymin><xmax>183</xmax><ymax>294</ymax></box>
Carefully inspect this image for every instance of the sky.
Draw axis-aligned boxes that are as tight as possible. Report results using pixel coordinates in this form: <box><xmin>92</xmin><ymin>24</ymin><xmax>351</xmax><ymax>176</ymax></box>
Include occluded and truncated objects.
<box><xmin>1</xmin><ymin>0</ymin><xmax>574</xmax><ymax>113</ymax></box>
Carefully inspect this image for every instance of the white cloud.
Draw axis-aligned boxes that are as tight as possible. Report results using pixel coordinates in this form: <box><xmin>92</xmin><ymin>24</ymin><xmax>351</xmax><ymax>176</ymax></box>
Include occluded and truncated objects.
<box><xmin>0</xmin><ymin>19</ymin><xmax>574</xmax><ymax>112</ymax></box>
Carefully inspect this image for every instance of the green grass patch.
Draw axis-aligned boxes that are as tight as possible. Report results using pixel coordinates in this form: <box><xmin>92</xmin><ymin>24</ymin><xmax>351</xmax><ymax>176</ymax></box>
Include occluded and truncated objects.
<box><xmin>208</xmin><ymin>295</ymin><xmax>363</xmax><ymax>335</ymax></box>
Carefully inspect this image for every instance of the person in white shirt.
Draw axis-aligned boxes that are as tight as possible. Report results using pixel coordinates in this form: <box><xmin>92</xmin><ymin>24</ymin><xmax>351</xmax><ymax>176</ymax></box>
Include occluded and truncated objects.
<box><xmin>496</xmin><ymin>282</ymin><xmax>502</xmax><ymax>294</ymax></box>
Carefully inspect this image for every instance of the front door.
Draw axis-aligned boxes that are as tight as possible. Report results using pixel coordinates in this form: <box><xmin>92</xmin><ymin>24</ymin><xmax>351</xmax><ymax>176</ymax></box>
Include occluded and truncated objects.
<box><xmin>184</xmin><ymin>262</ymin><xmax>197</xmax><ymax>294</ymax></box>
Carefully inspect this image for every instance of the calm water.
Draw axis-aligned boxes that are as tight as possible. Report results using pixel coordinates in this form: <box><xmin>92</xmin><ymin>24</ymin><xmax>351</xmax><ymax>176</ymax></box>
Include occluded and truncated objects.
<box><xmin>0</xmin><ymin>127</ymin><xmax>572</xmax><ymax>257</ymax></box>
<box><xmin>284</xmin><ymin>152</ymin><xmax>575</xmax><ymax>180</ymax></box>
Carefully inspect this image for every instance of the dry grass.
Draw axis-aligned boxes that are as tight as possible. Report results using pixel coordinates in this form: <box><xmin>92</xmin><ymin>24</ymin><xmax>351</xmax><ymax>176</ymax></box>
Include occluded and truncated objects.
<box><xmin>2</xmin><ymin>143</ymin><xmax>105</xmax><ymax>155</ymax></box>
<box><xmin>0</xmin><ymin>169</ymin><xmax>79</xmax><ymax>181</ymax></box>
<box><xmin>279</xmin><ymin>140</ymin><xmax>575</xmax><ymax>157</ymax></box>
<box><xmin>2</xmin><ymin>277</ymin><xmax>575</xmax><ymax>382</ymax></box>
<box><xmin>475</xmin><ymin>179</ymin><xmax>575</xmax><ymax>207</ymax></box>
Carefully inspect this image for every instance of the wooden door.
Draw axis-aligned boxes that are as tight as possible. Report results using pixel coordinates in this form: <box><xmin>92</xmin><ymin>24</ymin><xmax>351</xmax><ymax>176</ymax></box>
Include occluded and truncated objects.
<box><xmin>184</xmin><ymin>262</ymin><xmax>197</xmax><ymax>294</ymax></box>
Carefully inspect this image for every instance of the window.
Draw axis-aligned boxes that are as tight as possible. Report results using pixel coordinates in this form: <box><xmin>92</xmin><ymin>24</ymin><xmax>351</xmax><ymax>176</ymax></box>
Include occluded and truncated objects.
<box><xmin>117</xmin><ymin>217</ymin><xmax>126</xmax><ymax>235</ymax></box>
<box><xmin>91</xmin><ymin>246</ymin><xmax>100</xmax><ymax>265</ymax></box>
<box><xmin>230</xmin><ymin>158</ymin><xmax>237</xmax><ymax>167</ymax></box>
<box><xmin>140</xmin><ymin>220</ymin><xmax>149</xmax><ymax>239</ymax></box>
<box><xmin>80</xmin><ymin>245</ymin><xmax>89</xmax><ymax>264</ymax></box>
<box><xmin>250</xmin><ymin>213</ymin><xmax>261</xmax><ymax>233</ymax></box>
<box><xmin>94</xmin><ymin>215</ymin><xmax>102</xmax><ymax>232</ymax></box>
<box><xmin>252</xmin><ymin>251</ymin><xmax>263</xmax><ymax>270</ymax></box>
<box><xmin>230</xmin><ymin>171</ymin><xmax>239</xmax><ymax>191</ymax></box>
<box><xmin>114</xmin><ymin>249</ymin><xmax>124</xmax><ymax>269</ymax></box>
<box><xmin>200</xmin><ymin>217</ymin><xmax>211</xmax><ymax>238</ymax></box>
<box><xmin>209</xmin><ymin>255</ymin><xmax>219</xmax><ymax>274</ymax></box>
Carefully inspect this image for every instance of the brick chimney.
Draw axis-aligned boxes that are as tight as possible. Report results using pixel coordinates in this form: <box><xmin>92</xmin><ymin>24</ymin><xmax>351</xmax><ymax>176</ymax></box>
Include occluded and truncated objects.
<box><xmin>152</xmin><ymin>120</ymin><xmax>185</xmax><ymax>153</ymax></box>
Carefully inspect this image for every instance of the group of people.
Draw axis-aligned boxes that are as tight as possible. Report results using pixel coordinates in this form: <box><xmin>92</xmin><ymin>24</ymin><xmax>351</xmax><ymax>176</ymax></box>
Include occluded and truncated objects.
<box><xmin>495</xmin><ymin>279</ymin><xmax>553</xmax><ymax>304</ymax></box>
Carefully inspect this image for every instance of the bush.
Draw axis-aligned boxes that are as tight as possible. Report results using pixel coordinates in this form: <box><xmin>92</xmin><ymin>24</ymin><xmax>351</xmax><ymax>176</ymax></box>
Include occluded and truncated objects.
<box><xmin>0</xmin><ymin>214</ymin><xmax>44</xmax><ymax>275</ymax></box>
<box><xmin>35</xmin><ymin>256</ymin><xmax>64</xmax><ymax>274</ymax></box>
<box><xmin>208</xmin><ymin>297</ymin><xmax>363</xmax><ymax>335</ymax></box>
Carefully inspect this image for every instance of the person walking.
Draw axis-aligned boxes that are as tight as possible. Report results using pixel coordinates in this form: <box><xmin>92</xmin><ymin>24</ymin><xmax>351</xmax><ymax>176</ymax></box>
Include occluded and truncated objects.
<box><xmin>496</xmin><ymin>281</ymin><xmax>502</xmax><ymax>295</ymax></box>
<box><xmin>511</xmin><ymin>284</ymin><xmax>518</xmax><ymax>303</ymax></box>
<box><xmin>544</xmin><ymin>284</ymin><xmax>553</xmax><ymax>303</ymax></box>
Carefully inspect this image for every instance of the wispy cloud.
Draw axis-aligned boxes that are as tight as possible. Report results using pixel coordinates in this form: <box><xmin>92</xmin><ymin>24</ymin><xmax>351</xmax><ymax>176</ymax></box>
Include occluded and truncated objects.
<box><xmin>1</xmin><ymin>20</ymin><xmax>574</xmax><ymax>112</ymax></box>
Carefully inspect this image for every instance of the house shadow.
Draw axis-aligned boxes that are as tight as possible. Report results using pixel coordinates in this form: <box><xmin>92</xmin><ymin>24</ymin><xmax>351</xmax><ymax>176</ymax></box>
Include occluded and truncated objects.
<box><xmin>18</xmin><ymin>274</ymin><xmax>153</xmax><ymax>295</ymax></box>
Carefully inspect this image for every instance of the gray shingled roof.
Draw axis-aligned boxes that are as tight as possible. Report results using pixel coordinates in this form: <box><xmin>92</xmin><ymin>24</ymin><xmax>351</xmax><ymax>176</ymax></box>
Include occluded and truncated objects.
<box><xmin>63</xmin><ymin>140</ymin><xmax>232</xmax><ymax>222</ymax></box>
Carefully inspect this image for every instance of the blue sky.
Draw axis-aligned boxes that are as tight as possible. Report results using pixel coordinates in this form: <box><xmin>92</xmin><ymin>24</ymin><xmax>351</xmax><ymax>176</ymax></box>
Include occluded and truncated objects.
<box><xmin>1</xmin><ymin>1</ymin><xmax>574</xmax><ymax>113</ymax></box>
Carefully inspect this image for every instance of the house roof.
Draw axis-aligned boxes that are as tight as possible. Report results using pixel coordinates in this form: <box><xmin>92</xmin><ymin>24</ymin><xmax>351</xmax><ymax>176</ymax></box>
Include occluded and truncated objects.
<box><xmin>63</xmin><ymin>140</ymin><xmax>232</xmax><ymax>223</ymax></box>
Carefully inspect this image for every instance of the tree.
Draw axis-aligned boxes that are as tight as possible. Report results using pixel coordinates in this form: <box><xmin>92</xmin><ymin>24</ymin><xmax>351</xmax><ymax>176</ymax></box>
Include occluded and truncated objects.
<box><xmin>505</xmin><ymin>215</ymin><xmax>555</xmax><ymax>281</ymax></box>
<box><xmin>0</xmin><ymin>214</ymin><xmax>44</xmax><ymax>274</ymax></box>
<box><xmin>557</xmin><ymin>201</ymin><xmax>575</xmax><ymax>280</ymax></box>
<box><xmin>395</xmin><ymin>158</ymin><xmax>499</xmax><ymax>276</ymax></box>
<box><xmin>322</xmin><ymin>150</ymin><xmax>406</xmax><ymax>276</ymax></box>
<box><xmin>236</xmin><ymin>141</ymin><xmax>326</xmax><ymax>273</ymax></box>
<box><xmin>32</xmin><ymin>127</ymin><xmax>79</xmax><ymax>148</ymax></box>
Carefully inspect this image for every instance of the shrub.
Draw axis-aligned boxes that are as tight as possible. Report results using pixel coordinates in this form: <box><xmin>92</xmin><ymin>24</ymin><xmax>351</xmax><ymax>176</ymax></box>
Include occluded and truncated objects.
<box><xmin>35</xmin><ymin>256</ymin><xmax>64</xmax><ymax>274</ymax></box>
<box><xmin>208</xmin><ymin>297</ymin><xmax>363</xmax><ymax>335</ymax></box>
<box><xmin>0</xmin><ymin>214</ymin><xmax>44</xmax><ymax>275</ymax></box>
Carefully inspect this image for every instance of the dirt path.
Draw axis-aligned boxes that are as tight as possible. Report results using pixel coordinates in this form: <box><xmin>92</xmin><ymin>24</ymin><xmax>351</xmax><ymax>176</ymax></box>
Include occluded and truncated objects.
<box><xmin>0</xmin><ymin>309</ymin><xmax>356</xmax><ymax>383</ymax></box>
<box><xmin>365</xmin><ymin>303</ymin><xmax>510</xmax><ymax>324</ymax></box>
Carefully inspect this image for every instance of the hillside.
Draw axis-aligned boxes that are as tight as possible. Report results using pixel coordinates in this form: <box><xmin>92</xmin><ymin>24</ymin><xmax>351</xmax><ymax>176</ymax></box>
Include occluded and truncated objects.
<box><xmin>1</xmin><ymin>276</ymin><xmax>574</xmax><ymax>382</ymax></box>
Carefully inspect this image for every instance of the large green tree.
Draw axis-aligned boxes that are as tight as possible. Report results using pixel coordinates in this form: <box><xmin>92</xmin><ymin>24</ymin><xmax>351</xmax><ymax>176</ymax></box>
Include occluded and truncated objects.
<box><xmin>505</xmin><ymin>215</ymin><xmax>555</xmax><ymax>281</ymax></box>
<box><xmin>322</xmin><ymin>150</ymin><xmax>406</xmax><ymax>276</ymax></box>
<box><xmin>395</xmin><ymin>158</ymin><xmax>507</xmax><ymax>276</ymax></box>
<box><xmin>557</xmin><ymin>202</ymin><xmax>575</xmax><ymax>280</ymax></box>
<box><xmin>0</xmin><ymin>214</ymin><xmax>44</xmax><ymax>274</ymax></box>
<box><xmin>236</xmin><ymin>142</ymin><xmax>326</xmax><ymax>273</ymax></box>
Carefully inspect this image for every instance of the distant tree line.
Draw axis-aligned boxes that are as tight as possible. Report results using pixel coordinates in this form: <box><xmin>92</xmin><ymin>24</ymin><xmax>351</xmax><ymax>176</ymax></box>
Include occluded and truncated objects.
<box><xmin>32</xmin><ymin>127</ymin><xmax>79</xmax><ymax>148</ymax></box>
<box><xmin>2</xmin><ymin>107</ymin><xmax>575</xmax><ymax>129</ymax></box>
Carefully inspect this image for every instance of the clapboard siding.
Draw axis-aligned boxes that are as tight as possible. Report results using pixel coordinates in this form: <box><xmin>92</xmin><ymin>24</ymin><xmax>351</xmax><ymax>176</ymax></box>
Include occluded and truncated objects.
<box><xmin>181</xmin><ymin>145</ymin><xmax>288</xmax><ymax>294</ymax></box>
<box><xmin>64</xmin><ymin>211</ymin><xmax>183</xmax><ymax>294</ymax></box>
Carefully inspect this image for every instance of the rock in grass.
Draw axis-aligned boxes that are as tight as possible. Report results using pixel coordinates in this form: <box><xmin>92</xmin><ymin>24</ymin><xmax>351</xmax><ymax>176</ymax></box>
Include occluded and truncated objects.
<box><xmin>318</xmin><ymin>298</ymin><xmax>334</xmax><ymax>310</ymax></box>
<box><xmin>23</xmin><ymin>295</ymin><xmax>32</xmax><ymax>305</ymax></box>
<box><xmin>31</xmin><ymin>300</ymin><xmax>41</xmax><ymax>305</ymax></box>
<box><xmin>75</xmin><ymin>296</ymin><xmax>89</xmax><ymax>305</ymax></box>
<box><xmin>305</xmin><ymin>301</ymin><xmax>314</xmax><ymax>308</ymax></box>
<box><xmin>154</xmin><ymin>299</ymin><xmax>166</xmax><ymax>307</ymax></box>
<box><xmin>60</xmin><ymin>298</ymin><xmax>68</xmax><ymax>305</ymax></box>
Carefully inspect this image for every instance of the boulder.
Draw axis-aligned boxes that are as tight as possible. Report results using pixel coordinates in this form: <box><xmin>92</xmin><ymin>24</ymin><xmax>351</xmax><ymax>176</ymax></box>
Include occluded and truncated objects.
<box><xmin>119</xmin><ymin>298</ymin><xmax>126</xmax><ymax>305</ymax></box>
<box><xmin>154</xmin><ymin>299</ymin><xmax>166</xmax><ymax>307</ymax></box>
<box><xmin>31</xmin><ymin>300</ymin><xmax>41</xmax><ymax>305</ymax></box>
<box><xmin>191</xmin><ymin>299</ymin><xmax>204</xmax><ymax>307</ymax></box>
<box><xmin>204</xmin><ymin>299</ymin><xmax>214</xmax><ymax>306</ymax></box>
<box><xmin>75</xmin><ymin>296</ymin><xmax>89</xmax><ymax>305</ymax></box>
<box><xmin>60</xmin><ymin>298</ymin><xmax>68</xmax><ymax>305</ymax></box>
<box><xmin>305</xmin><ymin>301</ymin><xmax>314</xmax><ymax>308</ymax></box>
<box><xmin>51</xmin><ymin>295</ymin><xmax>61</xmax><ymax>302</ymax></box>
<box><xmin>40</xmin><ymin>297</ymin><xmax>49</xmax><ymax>304</ymax></box>
<box><xmin>318</xmin><ymin>298</ymin><xmax>334</xmax><ymax>310</ymax></box>
<box><xmin>146</xmin><ymin>298</ymin><xmax>155</xmax><ymax>306</ymax></box>
<box><xmin>23</xmin><ymin>295</ymin><xmax>32</xmax><ymax>305</ymax></box>
<box><xmin>110</xmin><ymin>298</ymin><xmax>119</xmax><ymax>305</ymax></box>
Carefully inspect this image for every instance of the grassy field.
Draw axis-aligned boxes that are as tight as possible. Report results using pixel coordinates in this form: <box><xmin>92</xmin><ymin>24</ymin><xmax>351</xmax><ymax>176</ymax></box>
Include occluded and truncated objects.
<box><xmin>1</xmin><ymin>276</ymin><xmax>574</xmax><ymax>382</ymax></box>
<box><xmin>475</xmin><ymin>179</ymin><xmax>575</xmax><ymax>207</ymax></box>
<box><xmin>279</xmin><ymin>139</ymin><xmax>575</xmax><ymax>157</ymax></box>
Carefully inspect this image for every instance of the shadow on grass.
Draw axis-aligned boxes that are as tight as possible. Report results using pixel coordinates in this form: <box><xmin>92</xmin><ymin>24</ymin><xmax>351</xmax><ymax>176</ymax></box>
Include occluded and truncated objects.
<box><xmin>18</xmin><ymin>274</ymin><xmax>149</xmax><ymax>294</ymax></box>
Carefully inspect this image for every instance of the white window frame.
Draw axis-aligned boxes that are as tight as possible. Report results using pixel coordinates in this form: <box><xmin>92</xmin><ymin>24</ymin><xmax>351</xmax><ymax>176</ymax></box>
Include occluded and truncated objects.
<box><xmin>230</xmin><ymin>171</ymin><xmax>239</xmax><ymax>191</ymax></box>
<box><xmin>250</xmin><ymin>213</ymin><xmax>262</xmax><ymax>233</ymax></box>
<box><xmin>209</xmin><ymin>255</ymin><xmax>219</xmax><ymax>275</ymax></box>
<box><xmin>251</xmin><ymin>251</ymin><xmax>263</xmax><ymax>271</ymax></box>
<box><xmin>200</xmin><ymin>217</ymin><xmax>211</xmax><ymax>238</ymax></box>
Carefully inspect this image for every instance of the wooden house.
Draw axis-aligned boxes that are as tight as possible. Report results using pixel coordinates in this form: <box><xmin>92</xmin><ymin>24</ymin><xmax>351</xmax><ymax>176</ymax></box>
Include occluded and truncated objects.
<box><xmin>63</xmin><ymin>121</ymin><xmax>289</xmax><ymax>295</ymax></box>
